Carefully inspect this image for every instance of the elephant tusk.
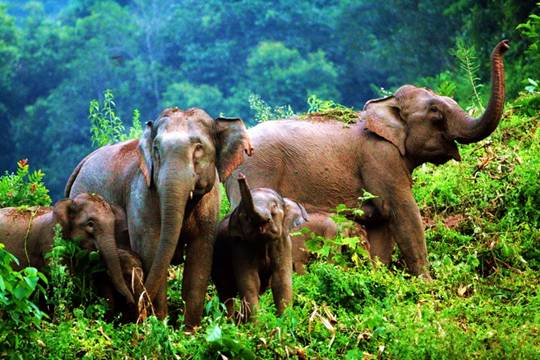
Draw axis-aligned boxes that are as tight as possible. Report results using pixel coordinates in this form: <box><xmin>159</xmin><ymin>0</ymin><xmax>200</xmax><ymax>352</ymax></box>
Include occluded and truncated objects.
<box><xmin>190</xmin><ymin>191</ymin><xmax>193</xmax><ymax>200</ymax></box>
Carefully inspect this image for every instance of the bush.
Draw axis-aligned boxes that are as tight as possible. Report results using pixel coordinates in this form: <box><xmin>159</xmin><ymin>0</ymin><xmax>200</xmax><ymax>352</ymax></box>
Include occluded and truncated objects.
<box><xmin>89</xmin><ymin>89</ymin><xmax>142</xmax><ymax>148</ymax></box>
<box><xmin>0</xmin><ymin>159</ymin><xmax>51</xmax><ymax>208</ymax></box>
<box><xmin>0</xmin><ymin>243</ymin><xmax>47</xmax><ymax>354</ymax></box>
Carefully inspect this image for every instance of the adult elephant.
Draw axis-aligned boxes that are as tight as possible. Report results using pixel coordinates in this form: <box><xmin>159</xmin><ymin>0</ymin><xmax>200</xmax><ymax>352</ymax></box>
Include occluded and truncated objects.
<box><xmin>227</xmin><ymin>41</ymin><xmax>509</xmax><ymax>278</ymax></box>
<box><xmin>65</xmin><ymin>108</ymin><xmax>252</xmax><ymax>328</ymax></box>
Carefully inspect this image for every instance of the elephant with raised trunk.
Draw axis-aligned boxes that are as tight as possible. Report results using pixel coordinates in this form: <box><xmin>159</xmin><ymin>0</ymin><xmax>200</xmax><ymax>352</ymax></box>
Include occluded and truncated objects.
<box><xmin>212</xmin><ymin>174</ymin><xmax>307</xmax><ymax>320</ymax></box>
<box><xmin>65</xmin><ymin>107</ymin><xmax>252</xmax><ymax>328</ymax></box>
<box><xmin>227</xmin><ymin>41</ymin><xmax>510</xmax><ymax>278</ymax></box>
<box><xmin>0</xmin><ymin>193</ymin><xmax>134</xmax><ymax>304</ymax></box>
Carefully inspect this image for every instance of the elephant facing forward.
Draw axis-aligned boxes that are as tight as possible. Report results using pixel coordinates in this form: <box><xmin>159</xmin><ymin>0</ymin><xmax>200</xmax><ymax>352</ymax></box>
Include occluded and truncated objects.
<box><xmin>0</xmin><ymin>193</ymin><xmax>134</xmax><ymax>304</ymax></box>
<box><xmin>227</xmin><ymin>41</ymin><xmax>510</xmax><ymax>278</ymax></box>
<box><xmin>212</xmin><ymin>174</ymin><xmax>307</xmax><ymax>320</ymax></box>
<box><xmin>66</xmin><ymin>108</ymin><xmax>252</xmax><ymax>328</ymax></box>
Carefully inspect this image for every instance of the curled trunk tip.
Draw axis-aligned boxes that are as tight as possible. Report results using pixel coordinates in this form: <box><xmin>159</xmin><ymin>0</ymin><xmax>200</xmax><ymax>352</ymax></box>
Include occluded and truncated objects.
<box><xmin>451</xmin><ymin>40</ymin><xmax>509</xmax><ymax>144</ymax></box>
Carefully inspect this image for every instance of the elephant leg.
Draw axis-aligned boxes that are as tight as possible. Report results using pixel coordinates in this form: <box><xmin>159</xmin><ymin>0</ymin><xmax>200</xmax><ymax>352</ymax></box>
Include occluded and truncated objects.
<box><xmin>154</xmin><ymin>282</ymin><xmax>168</xmax><ymax>319</ymax></box>
<box><xmin>362</xmin><ymin>158</ymin><xmax>430</xmax><ymax>278</ymax></box>
<box><xmin>388</xmin><ymin>199</ymin><xmax>430</xmax><ymax>278</ymax></box>
<box><xmin>270</xmin><ymin>241</ymin><xmax>293</xmax><ymax>315</ymax></box>
<box><xmin>182</xmin><ymin>234</ymin><xmax>214</xmax><ymax>329</ymax></box>
<box><xmin>181</xmin><ymin>189</ymin><xmax>219</xmax><ymax>329</ymax></box>
<box><xmin>366</xmin><ymin>224</ymin><xmax>394</xmax><ymax>265</ymax></box>
<box><xmin>236</xmin><ymin>270</ymin><xmax>261</xmax><ymax>321</ymax></box>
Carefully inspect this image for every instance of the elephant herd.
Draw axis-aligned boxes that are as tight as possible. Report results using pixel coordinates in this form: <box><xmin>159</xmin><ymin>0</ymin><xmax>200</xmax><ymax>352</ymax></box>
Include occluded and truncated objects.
<box><xmin>0</xmin><ymin>41</ymin><xmax>508</xmax><ymax>329</ymax></box>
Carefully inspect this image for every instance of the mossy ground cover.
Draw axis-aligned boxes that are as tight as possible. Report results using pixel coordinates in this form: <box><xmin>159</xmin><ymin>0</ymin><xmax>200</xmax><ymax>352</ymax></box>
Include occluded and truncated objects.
<box><xmin>1</xmin><ymin>94</ymin><xmax>539</xmax><ymax>359</ymax></box>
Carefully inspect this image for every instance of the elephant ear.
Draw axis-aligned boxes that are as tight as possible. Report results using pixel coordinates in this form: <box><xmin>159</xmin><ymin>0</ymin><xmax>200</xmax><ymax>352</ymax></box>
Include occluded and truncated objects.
<box><xmin>363</xmin><ymin>96</ymin><xmax>407</xmax><ymax>156</ymax></box>
<box><xmin>283</xmin><ymin>198</ymin><xmax>309</xmax><ymax>232</ymax></box>
<box><xmin>53</xmin><ymin>199</ymin><xmax>78</xmax><ymax>236</ymax></box>
<box><xmin>110</xmin><ymin>203</ymin><xmax>129</xmax><ymax>247</ymax></box>
<box><xmin>225</xmin><ymin>209</ymin><xmax>243</xmax><ymax>238</ymax></box>
<box><xmin>214</xmin><ymin>117</ymin><xmax>254</xmax><ymax>181</ymax></box>
<box><xmin>139</xmin><ymin>121</ymin><xmax>155</xmax><ymax>188</ymax></box>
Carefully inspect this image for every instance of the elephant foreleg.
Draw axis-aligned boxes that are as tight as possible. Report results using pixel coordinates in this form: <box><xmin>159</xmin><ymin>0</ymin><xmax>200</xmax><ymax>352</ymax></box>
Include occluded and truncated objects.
<box><xmin>182</xmin><ymin>233</ymin><xmax>215</xmax><ymax>329</ymax></box>
<box><xmin>362</xmin><ymin>156</ymin><xmax>430</xmax><ymax>277</ymax></box>
<box><xmin>387</xmin><ymin>194</ymin><xmax>429</xmax><ymax>277</ymax></box>
<box><xmin>269</xmin><ymin>240</ymin><xmax>293</xmax><ymax>315</ymax></box>
<box><xmin>366</xmin><ymin>224</ymin><xmax>394</xmax><ymax>265</ymax></box>
<box><xmin>236</xmin><ymin>269</ymin><xmax>261</xmax><ymax>321</ymax></box>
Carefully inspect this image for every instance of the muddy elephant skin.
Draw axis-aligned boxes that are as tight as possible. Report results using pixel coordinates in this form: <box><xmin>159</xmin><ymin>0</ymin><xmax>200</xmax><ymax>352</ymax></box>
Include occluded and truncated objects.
<box><xmin>212</xmin><ymin>174</ymin><xmax>307</xmax><ymax>320</ymax></box>
<box><xmin>65</xmin><ymin>107</ymin><xmax>252</xmax><ymax>328</ymax></box>
<box><xmin>0</xmin><ymin>193</ymin><xmax>134</xmax><ymax>303</ymax></box>
<box><xmin>227</xmin><ymin>41</ymin><xmax>510</xmax><ymax>278</ymax></box>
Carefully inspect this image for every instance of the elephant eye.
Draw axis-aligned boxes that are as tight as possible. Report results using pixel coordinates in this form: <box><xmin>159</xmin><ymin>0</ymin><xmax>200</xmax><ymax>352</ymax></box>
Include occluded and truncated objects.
<box><xmin>429</xmin><ymin>105</ymin><xmax>439</xmax><ymax>113</ymax></box>
<box><xmin>86</xmin><ymin>219</ymin><xmax>95</xmax><ymax>229</ymax></box>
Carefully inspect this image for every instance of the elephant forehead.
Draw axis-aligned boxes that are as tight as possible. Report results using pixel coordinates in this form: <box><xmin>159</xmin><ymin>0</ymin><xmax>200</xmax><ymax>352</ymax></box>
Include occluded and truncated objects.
<box><xmin>74</xmin><ymin>193</ymin><xmax>112</xmax><ymax>214</ymax></box>
<box><xmin>156</xmin><ymin>108</ymin><xmax>214</xmax><ymax>136</ymax></box>
<box><xmin>252</xmin><ymin>188</ymin><xmax>283</xmax><ymax>204</ymax></box>
<box><xmin>399</xmin><ymin>91</ymin><xmax>436</xmax><ymax>114</ymax></box>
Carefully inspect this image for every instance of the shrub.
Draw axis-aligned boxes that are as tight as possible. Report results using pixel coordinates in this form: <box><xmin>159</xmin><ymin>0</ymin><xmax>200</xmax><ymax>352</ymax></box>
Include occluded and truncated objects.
<box><xmin>89</xmin><ymin>89</ymin><xmax>142</xmax><ymax>148</ymax></box>
<box><xmin>0</xmin><ymin>159</ymin><xmax>51</xmax><ymax>208</ymax></box>
<box><xmin>0</xmin><ymin>243</ymin><xmax>47</xmax><ymax>354</ymax></box>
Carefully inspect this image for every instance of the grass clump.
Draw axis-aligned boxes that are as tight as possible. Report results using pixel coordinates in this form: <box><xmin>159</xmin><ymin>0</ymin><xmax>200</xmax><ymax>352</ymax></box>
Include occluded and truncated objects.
<box><xmin>304</xmin><ymin>94</ymin><xmax>359</xmax><ymax>125</ymax></box>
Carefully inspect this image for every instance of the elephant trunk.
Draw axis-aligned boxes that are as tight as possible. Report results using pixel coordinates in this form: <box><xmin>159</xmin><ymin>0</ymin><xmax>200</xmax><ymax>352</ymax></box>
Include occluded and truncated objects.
<box><xmin>96</xmin><ymin>233</ymin><xmax>135</xmax><ymax>304</ymax></box>
<box><xmin>238</xmin><ymin>174</ymin><xmax>264</xmax><ymax>222</ymax></box>
<box><xmin>449</xmin><ymin>40</ymin><xmax>510</xmax><ymax>144</ymax></box>
<box><xmin>144</xmin><ymin>163</ymin><xmax>192</xmax><ymax>301</ymax></box>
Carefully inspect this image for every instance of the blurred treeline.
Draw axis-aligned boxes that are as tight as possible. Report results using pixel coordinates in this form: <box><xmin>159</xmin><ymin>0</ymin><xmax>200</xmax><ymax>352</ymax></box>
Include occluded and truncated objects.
<box><xmin>0</xmin><ymin>0</ymin><xmax>537</xmax><ymax>198</ymax></box>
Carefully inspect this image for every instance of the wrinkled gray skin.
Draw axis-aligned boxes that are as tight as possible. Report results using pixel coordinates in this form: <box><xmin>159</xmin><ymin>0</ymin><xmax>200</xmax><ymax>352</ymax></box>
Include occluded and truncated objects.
<box><xmin>0</xmin><ymin>193</ymin><xmax>134</xmax><ymax>304</ymax></box>
<box><xmin>227</xmin><ymin>41</ymin><xmax>509</xmax><ymax>278</ymax></box>
<box><xmin>65</xmin><ymin>108</ymin><xmax>252</xmax><ymax>328</ymax></box>
<box><xmin>212</xmin><ymin>175</ymin><xmax>307</xmax><ymax>320</ymax></box>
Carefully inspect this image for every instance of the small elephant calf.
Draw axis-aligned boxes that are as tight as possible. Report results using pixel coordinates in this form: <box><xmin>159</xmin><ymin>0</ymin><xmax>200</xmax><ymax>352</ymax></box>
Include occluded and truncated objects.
<box><xmin>97</xmin><ymin>247</ymin><xmax>146</xmax><ymax>322</ymax></box>
<box><xmin>212</xmin><ymin>174</ymin><xmax>307</xmax><ymax>320</ymax></box>
<box><xmin>0</xmin><ymin>193</ymin><xmax>135</xmax><ymax>305</ymax></box>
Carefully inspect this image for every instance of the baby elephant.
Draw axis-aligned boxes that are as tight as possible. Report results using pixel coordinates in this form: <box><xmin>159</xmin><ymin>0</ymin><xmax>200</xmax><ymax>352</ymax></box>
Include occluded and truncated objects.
<box><xmin>212</xmin><ymin>174</ymin><xmax>308</xmax><ymax>320</ymax></box>
<box><xmin>98</xmin><ymin>248</ymin><xmax>146</xmax><ymax>322</ymax></box>
<box><xmin>0</xmin><ymin>193</ymin><xmax>134</xmax><ymax>304</ymax></box>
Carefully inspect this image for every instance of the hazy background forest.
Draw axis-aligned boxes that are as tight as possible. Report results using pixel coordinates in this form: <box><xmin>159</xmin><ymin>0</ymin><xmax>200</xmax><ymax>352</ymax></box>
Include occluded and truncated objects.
<box><xmin>0</xmin><ymin>0</ymin><xmax>537</xmax><ymax>198</ymax></box>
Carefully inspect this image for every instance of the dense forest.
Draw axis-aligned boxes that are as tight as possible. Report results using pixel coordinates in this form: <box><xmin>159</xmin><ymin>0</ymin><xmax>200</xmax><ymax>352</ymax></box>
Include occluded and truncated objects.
<box><xmin>0</xmin><ymin>0</ymin><xmax>537</xmax><ymax>198</ymax></box>
<box><xmin>0</xmin><ymin>0</ymin><xmax>539</xmax><ymax>358</ymax></box>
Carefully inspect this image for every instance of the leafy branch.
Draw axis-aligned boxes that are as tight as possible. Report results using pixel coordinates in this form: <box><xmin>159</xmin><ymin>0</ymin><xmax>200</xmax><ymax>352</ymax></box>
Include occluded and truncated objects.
<box><xmin>453</xmin><ymin>38</ymin><xmax>484</xmax><ymax>111</ymax></box>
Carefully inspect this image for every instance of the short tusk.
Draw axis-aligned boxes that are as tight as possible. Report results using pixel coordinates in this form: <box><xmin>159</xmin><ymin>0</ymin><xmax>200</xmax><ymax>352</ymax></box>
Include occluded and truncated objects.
<box><xmin>189</xmin><ymin>191</ymin><xmax>193</xmax><ymax>199</ymax></box>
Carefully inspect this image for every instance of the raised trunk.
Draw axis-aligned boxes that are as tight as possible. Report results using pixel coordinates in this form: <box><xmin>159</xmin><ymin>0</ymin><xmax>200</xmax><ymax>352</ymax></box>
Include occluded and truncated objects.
<box><xmin>144</xmin><ymin>168</ymin><xmax>192</xmax><ymax>301</ymax></box>
<box><xmin>449</xmin><ymin>40</ymin><xmax>510</xmax><ymax>144</ymax></box>
<box><xmin>96</xmin><ymin>234</ymin><xmax>135</xmax><ymax>304</ymax></box>
<box><xmin>238</xmin><ymin>174</ymin><xmax>264</xmax><ymax>222</ymax></box>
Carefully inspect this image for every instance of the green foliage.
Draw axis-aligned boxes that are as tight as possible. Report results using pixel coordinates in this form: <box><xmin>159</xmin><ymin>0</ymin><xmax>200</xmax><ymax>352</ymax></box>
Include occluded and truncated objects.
<box><xmin>218</xmin><ymin>184</ymin><xmax>231</xmax><ymax>221</ymax></box>
<box><xmin>244</xmin><ymin>41</ymin><xmax>340</xmax><ymax>113</ymax></box>
<box><xmin>0</xmin><ymin>243</ymin><xmax>47</xmax><ymax>353</ymax></box>
<box><xmin>516</xmin><ymin>3</ymin><xmax>540</xmax><ymax>82</ymax></box>
<box><xmin>414</xmin><ymin>93</ymin><xmax>540</xmax><ymax>273</ymax></box>
<box><xmin>89</xmin><ymin>89</ymin><xmax>142</xmax><ymax>148</ymax></box>
<box><xmin>303</xmin><ymin>191</ymin><xmax>375</xmax><ymax>268</ymax></box>
<box><xmin>45</xmin><ymin>224</ymin><xmax>105</xmax><ymax>321</ymax></box>
<box><xmin>452</xmin><ymin>38</ymin><xmax>484</xmax><ymax>111</ymax></box>
<box><xmin>248</xmin><ymin>94</ymin><xmax>294</xmax><ymax>123</ymax></box>
<box><xmin>305</xmin><ymin>94</ymin><xmax>359</xmax><ymax>125</ymax></box>
<box><xmin>0</xmin><ymin>160</ymin><xmax>51</xmax><ymax>208</ymax></box>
